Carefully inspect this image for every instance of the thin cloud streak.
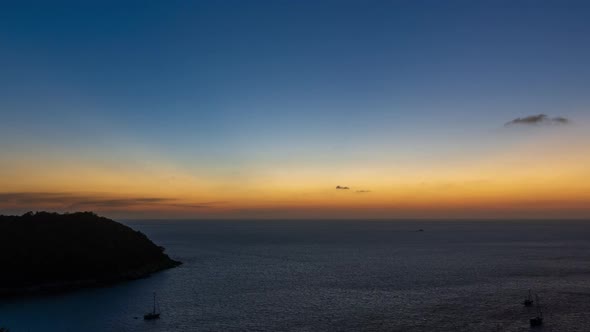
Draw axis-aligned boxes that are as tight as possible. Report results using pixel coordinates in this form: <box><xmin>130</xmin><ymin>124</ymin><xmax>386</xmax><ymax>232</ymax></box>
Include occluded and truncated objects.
<box><xmin>505</xmin><ymin>114</ymin><xmax>570</xmax><ymax>126</ymax></box>
<box><xmin>0</xmin><ymin>192</ymin><xmax>224</xmax><ymax>210</ymax></box>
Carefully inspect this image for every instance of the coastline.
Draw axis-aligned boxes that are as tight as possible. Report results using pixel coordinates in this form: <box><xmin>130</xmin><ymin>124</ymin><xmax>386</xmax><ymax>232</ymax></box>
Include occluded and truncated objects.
<box><xmin>0</xmin><ymin>257</ymin><xmax>181</xmax><ymax>298</ymax></box>
<box><xmin>0</xmin><ymin>212</ymin><xmax>182</xmax><ymax>298</ymax></box>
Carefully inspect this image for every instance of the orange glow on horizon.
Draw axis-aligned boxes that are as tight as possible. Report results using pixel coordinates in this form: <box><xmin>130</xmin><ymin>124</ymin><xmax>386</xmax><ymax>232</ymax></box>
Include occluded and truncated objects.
<box><xmin>2</xmin><ymin>127</ymin><xmax>589</xmax><ymax>219</ymax></box>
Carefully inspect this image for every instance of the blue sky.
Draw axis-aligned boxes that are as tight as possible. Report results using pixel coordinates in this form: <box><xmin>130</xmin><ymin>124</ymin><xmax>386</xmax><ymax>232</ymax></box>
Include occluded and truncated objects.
<box><xmin>1</xmin><ymin>1</ymin><xmax>590</xmax><ymax>218</ymax></box>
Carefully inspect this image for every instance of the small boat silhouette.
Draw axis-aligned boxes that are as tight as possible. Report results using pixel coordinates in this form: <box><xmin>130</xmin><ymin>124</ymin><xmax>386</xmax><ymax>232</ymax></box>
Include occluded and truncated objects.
<box><xmin>144</xmin><ymin>292</ymin><xmax>161</xmax><ymax>320</ymax></box>
<box><xmin>529</xmin><ymin>294</ymin><xmax>543</xmax><ymax>327</ymax></box>
<box><xmin>523</xmin><ymin>289</ymin><xmax>533</xmax><ymax>307</ymax></box>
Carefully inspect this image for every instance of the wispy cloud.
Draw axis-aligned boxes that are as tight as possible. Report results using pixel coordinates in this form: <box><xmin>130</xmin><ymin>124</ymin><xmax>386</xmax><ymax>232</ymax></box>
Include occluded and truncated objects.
<box><xmin>355</xmin><ymin>190</ymin><xmax>371</xmax><ymax>193</ymax></box>
<box><xmin>336</xmin><ymin>186</ymin><xmax>350</xmax><ymax>190</ymax></box>
<box><xmin>0</xmin><ymin>192</ymin><xmax>223</xmax><ymax>210</ymax></box>
<box><xmin>504</xmin><ymin>114</ymin><xmax>570</xmax><ymax>126</ymax></box>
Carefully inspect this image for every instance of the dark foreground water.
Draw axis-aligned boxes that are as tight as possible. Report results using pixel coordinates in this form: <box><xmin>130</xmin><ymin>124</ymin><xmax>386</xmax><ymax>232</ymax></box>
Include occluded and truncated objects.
<box><xmin>2</xmin><ymin>220</ymin><xmax>590</xmax><ymax>331</ymax></box>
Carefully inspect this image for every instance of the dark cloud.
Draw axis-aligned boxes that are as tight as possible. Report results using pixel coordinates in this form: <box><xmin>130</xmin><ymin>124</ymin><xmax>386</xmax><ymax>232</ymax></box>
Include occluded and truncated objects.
<box><xmin>69</xmin><ymin>197</ymin><xmax>171</xmax><ymax>209</ymax></box>
<box><xmin>551</xmin><ymin>116</ymin><xmax>569</xmax><ymax>124</ymax></box>
<box><xmin>166</xmin><ymin>202</ymin><xmax>228</xmax><ymax>209</ymax></box>
<box><xmin>0</xmin><ymin>192</ymin><xmax>223</xmax><ymax>210</ymax></box>
<box><xmin>355</xmin><ymin>190</ymin><xmax>371</xmax><ymax>193</ymax></box>
<box><xmin>0</xmin><ymin>192</ymin><xmax>71</xmax><ymax>205</ymax></box>
<box><xmin>505</xmin><ymin>114</ymin><xmax>570</xmax><ymax>126</ymax></box>
<box><xmin>336</xmin><ymin>186</ymin><xmax>350</xmax><ymax>190</ymax></box>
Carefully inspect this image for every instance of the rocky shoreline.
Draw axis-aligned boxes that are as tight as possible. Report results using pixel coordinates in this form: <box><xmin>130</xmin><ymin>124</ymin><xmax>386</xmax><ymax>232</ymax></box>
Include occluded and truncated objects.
<box><xmin>0</xmin><ymin>258</ymin><xmax>181</xmax><ymax>297</ymax></box>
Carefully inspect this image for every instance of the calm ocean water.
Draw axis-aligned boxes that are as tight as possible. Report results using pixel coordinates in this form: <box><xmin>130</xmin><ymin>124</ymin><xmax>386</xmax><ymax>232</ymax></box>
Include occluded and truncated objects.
<box><xmin>2</xmin><ymin>220</ymin><xmax>590</xmax><ymax>331</ymax></box>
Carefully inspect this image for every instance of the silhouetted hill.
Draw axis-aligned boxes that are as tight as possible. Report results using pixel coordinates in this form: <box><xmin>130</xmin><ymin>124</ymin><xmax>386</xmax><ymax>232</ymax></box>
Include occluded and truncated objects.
<box><xmin>0</xmin><ymin>211</ymin><xmax>181</xmax><ymax>296</ymax></box>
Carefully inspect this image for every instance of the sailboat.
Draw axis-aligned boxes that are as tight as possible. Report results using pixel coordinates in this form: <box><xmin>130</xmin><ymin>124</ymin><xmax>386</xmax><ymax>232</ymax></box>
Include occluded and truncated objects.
<box><xmin>144</xmin><ymin>292</ymin><xmax>161</xmax><ymax>320</ymax></box>
<box><xmin>529</xmin><ymin>294</ymin><xmax>543</xmax><ymax>327</ymax></box>
<box><xmin>523</xmin><ymin>289</ymin><xmax>533</xmax><ymax>307</ymax></box>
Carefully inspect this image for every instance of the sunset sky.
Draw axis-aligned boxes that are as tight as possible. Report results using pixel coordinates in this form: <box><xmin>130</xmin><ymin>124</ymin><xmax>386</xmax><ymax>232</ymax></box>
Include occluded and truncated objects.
<box><xmin>1</xmin><ymin>1</ymin><xmax>589</xmax><ymax>219</ymax></box>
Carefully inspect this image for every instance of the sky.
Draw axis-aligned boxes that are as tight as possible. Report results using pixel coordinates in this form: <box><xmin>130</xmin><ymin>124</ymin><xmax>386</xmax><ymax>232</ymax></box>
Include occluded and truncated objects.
<box><xmin>1</xmin><ymin>0</ymin><xmax>589</xmax><ymax>219</ymax></box>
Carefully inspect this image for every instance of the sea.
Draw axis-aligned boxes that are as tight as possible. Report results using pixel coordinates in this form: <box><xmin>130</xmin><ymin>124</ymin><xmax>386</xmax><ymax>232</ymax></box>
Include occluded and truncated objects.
<box><xmin>1</xmin><ymin>220</ymin><xmax>590</xmax><ymax>331</ymax></box>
